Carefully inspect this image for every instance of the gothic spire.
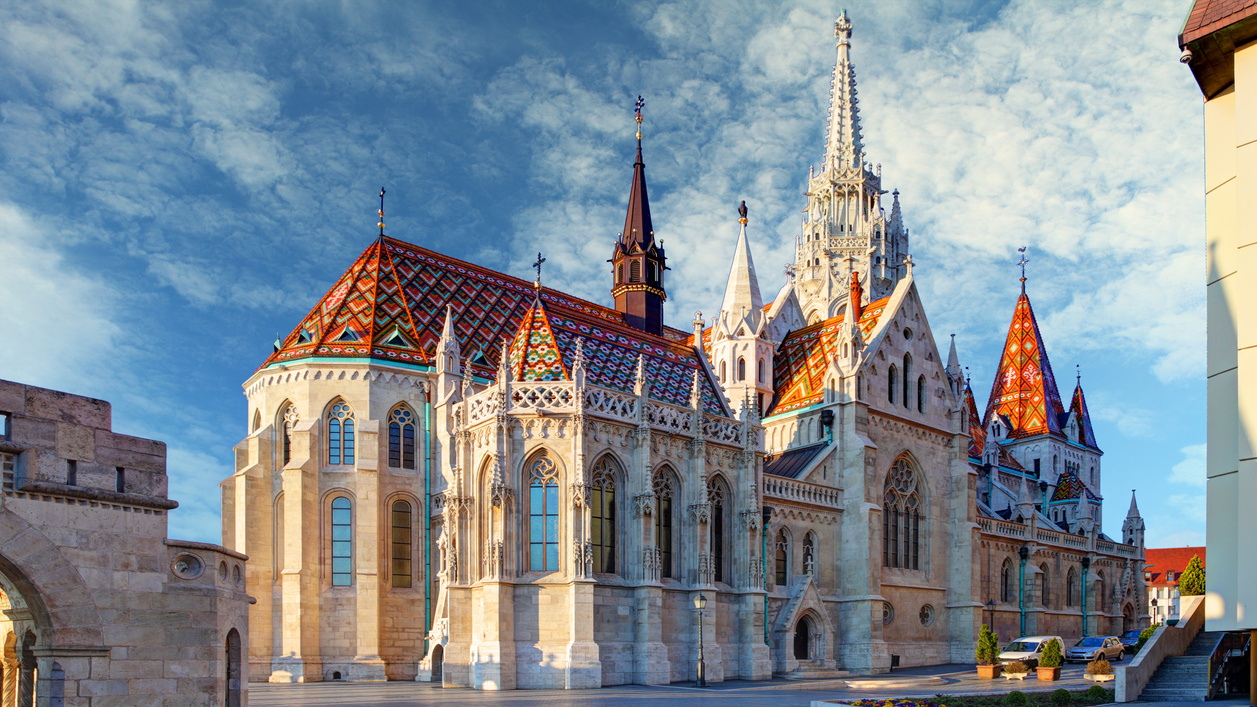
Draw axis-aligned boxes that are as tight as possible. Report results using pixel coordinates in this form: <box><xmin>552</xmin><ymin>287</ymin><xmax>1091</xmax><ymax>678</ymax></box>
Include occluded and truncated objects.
<box><xmin>611</xmin><ymin>97</ymin><xmax>667</xmax><ymax>336</ymax></box>
<box><xmin>823</xmin><ymin>10</ymin><xmax>864</xmax><ymax>173</ymax></box>
<box><xmin>983</xmin><ymin>291</ymin><xmax>1067</xmax><ymax>439</ymax></box>
<box><xmin>1127</xmin><ymin>489</ymin><xmax>1141</xmax><ymax>518</ymax></box>
<box><xmin>719</xmin><ymin>201</ymin><xmax>763</xmax><ymax>318</ymax></box>
<box><xmin>620</xmin><ymin>115</ymin><xmax>655</xmax><ymax>251</ymax></box>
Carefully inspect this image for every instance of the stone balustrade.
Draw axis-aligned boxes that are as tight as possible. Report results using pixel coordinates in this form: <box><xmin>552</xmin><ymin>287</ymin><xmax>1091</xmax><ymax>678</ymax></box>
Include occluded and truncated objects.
<box><xmin>763</xmin><ymin>476</ymin><xmax>840</xmax><ymax>508</ymax></box>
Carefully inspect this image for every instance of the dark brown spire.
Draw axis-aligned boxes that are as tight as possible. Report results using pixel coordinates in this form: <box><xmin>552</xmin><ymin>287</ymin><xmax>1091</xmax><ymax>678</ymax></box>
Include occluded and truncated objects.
<box><xmin>619</xmin><ymin>140</ymin><xmax>655</xmax><ymax>250</ymax></box>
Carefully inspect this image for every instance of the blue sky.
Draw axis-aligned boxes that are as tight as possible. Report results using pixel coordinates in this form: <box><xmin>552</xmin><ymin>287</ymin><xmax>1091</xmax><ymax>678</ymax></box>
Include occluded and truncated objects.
<box><xmin>0</xmin><ymin>0</ymin><xmax>1205</xmax><ymax>548</ymax></box>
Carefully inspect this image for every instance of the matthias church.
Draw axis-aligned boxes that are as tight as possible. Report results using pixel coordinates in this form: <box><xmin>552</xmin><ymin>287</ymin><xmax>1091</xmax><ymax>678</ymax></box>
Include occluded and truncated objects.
<box><xmin>221</xmin><ymin>12</ymin><xmax>1147</xmax><ymax>688</ymax></box>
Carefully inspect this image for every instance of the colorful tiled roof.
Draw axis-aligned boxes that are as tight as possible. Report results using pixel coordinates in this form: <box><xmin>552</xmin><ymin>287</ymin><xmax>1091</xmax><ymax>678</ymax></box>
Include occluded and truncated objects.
<box><xmin>768</xmin><ymin>297</ymin><xmax>889</xmax><ymax>415</ymax></box>
<box><xmin>964</xmin><ymin>385</ymin><xmax>985</xmax><ymax>458</ymax></box>
<box><xmin>509</xmin><ymin>300</ymin><xmax>568</xmax><ymax>382</ymax></box>
<box><xmin>983</xmin><ymin>293</ymin><xmax>1067</xmax><ymax>440</ymax></box>
<box><xmin>1144</xmin><ymin>547</ymin><xmax>1206</xmax><ymax>586</ymax></box>
<box><xmin>1049</xmin><ymin>470</ymin><xmax>1099</xmax><ymax>502</ymax></box>
<box><xmin>1068</xmin><ymin>384</ymin><xmax>1100</xmax><ymax>451</ymax></box>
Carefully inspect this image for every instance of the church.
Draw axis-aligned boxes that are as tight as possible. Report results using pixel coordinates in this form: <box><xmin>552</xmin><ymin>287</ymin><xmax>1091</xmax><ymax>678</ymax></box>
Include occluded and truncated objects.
<box><xmin>220</xmin><ymin>12</ymin><xmax>1145</xmax><ymax>688</ymax></box>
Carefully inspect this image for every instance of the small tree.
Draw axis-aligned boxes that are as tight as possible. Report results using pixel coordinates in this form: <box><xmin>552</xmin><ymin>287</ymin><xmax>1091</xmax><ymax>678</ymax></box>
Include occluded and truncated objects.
<box><xmin>1040</xmin><ymin>637</ymin><xmax>1063</xmax><ymax>668</ymax></box>
<box><xmin>1179</xmin><ymin>555</ymin><xmax>1206</xmax><ymax>596</ymax></box>
<box><xmin>976</xmin><ymin>624</ymin><xmax>1000</xmax><ymax>665</ymax></box>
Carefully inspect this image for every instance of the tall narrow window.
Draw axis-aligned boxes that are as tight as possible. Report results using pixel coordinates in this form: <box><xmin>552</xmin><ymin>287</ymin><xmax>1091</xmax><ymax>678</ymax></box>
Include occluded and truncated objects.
<box><xmin>882</xmin><ymin>456</ymin><xmax>923</xmax><ymax>570</ymax></box>
<box><xmin>708</xmin><ymin>478</ymin><xmax>727</xmax><ymax>583</ymax></box>
<box><xmin>774</xmin><ymin>529</ymin><xmax>788</xmax><ymax>586</ymax></box>
<box><xmin>1066</xmin><ymin>567</ymin><xmax>1077</xmax><ymax>607</ymax></box>
<box><xmin>388</xmin><ymin>406</ymin><xmax>416</xmax><ymax>469</ymax></box>
<box><xmin>391</xmin><ymin>500</ymin><xmax>412</xmax><ymax>588</ymax></box>
<box><xmin>1040</xmin><ymin>564</ymin><xmax>1050</xmax><ymax>607</ymax></box>
<box><xmin>758</xmin><ymin>359</ymin><xmax>764</xmax><ymax>383</ymax></box>
<box><xmin>66</xmin><ymin>459</ymin><xmax>77</xmax><ymax>486</ymax></box>
<box><xmin>115</xmin><ymin>467</ymin><xmax>125</xmax><ymax>493</ymax></box>
<box><xmin>252</xmin><ymin>409</ymin><xmax>261</xmax><ymax>432</ymax></box>
<box><xmin>0</xmin><ymin>411</ymin><xmax>9</xmax><ymax>440</ymax></box>
<box><xmin>737</xmin><ymin>358</ymin><xmax>746</xmax><ymax>382</ymax></box>
<box><xmin>1001</xmin><ymin>560</ymin><xmax>1012</xmax><ymax>603</ymax></box>
<box><xmin>917</xmin><ymin>375</ymin><xmax>926</xmax><ymax>413</ymax></box>
<box><xmin>719</xmin><ymin>361</ymin><xmax>726</xmax><ymax>383</ymax></box>
<box><xmin>630</xmin><ymin>260</ymin><xmax>641</xmax><ymax>282</ymax></box>
<box><xmin>327</xmin><ymin>401</ymin><xmax>355</xmax><ymax>465</ymax></box>
<box><xmin>888</xmin><ymin>365</ymin><xmax>898</xmax><ymax>405</ymax></box>
<box><xmin>902</xmin><ymin>354</ymin><xmax>912</xmax><ymax>408</ymax></box>
<box><xmin>803</xmin><ymin>533</ymin><xmax>816</xmax><ymax>575</ymax></box>
<box><xmin>617</xmin><ymin>264</ymin><xmax>623</xmax><ymax>283</ymax></box>
<box><xmin>590</xmin><ymin>459</ymin><xmax>617</xmax><ymax>574</ymax></box>
<box><xmin>653</xmin><ymin>470</ymin><xmax>675</xmax><ymax>579</ymax></box>
<box><xmin>331</xmin><ymin>497</ymin><xmax>353</xmax><ymax>586</ymax></box>
<box><xmin>528</xmin><ymin>454</ymin><xmax>560</xmax><ymax>572</ymax></box>
<box><xmin>281</xmin><ymin>404</ymin><xmax>297</xmax><ymax>466</ymax></box>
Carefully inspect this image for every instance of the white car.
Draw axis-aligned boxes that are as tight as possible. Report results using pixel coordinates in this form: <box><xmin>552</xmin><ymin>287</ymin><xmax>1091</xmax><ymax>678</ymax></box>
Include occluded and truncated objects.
<box><xmin>998</xmin><ymin>635</ymin><xmax>1064</xmax><ymax>669</ymax></box>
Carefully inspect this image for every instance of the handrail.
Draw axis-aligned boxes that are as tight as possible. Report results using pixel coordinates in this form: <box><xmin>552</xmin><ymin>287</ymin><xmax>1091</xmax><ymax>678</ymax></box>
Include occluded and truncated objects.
<box><xmin>1207</xmin><ymin>630</ymin><xmax>1250</xmax><ymax>699</ymax></box>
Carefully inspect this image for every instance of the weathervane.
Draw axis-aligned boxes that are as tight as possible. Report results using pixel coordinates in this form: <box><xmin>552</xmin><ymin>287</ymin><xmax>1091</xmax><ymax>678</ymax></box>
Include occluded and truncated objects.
<box><xmin>635</xmin><ymin>95</ymin><xmax>644</xmax><ymax>141</ymax></box>
<box><xmin>1017</xmin><ymin>246</ymin><xmax>1029</xmax><ymax>292</ymax></box>
<box><xmin>378</xmin><ymin>188</ymin><xmax>386</xmax><ymax>237</ymax></box>
<box><xmin>532</xmin><ymin>252</ymin><xmax>546</xmax><ymax>293</ymax></box>
<box><xmin>1076</xmin><ymin>364</ymin><xmax>1081</xmax><ymax>387</ymax></box>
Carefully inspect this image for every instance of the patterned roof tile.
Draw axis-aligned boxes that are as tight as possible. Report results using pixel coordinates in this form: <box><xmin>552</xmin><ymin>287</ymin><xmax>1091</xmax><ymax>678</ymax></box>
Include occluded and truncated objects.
<box><xmin>983</xmin><ymin>293</ymin><xmax>1067</xmax><ymax>440</ymax></box>
<box><xmin>768</xmin><ymin>298</ymin><xmax>889</xmax><ymax>415</ymax></box>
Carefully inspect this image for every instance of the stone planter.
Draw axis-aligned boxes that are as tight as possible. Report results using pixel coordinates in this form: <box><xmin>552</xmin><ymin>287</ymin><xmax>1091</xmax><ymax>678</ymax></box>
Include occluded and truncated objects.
<box><xmin>1036</xmin><ymin>666</ymin><xmax>1061</xmax><ymax>681</ymax></box>
<box><xmin>1003</xmin><ymin>672</ymin><xmax>1029</xmax><ymax>680</ymax></box>
<box><xmin>1085</xmin><ymin>673</ymin><xmax>1114</xmax><ymax>682</ymax></box>
<box><xmin>976</xmin><ymin>664</ymin><xmax>1003</xmax><ymax>679</ymax></box>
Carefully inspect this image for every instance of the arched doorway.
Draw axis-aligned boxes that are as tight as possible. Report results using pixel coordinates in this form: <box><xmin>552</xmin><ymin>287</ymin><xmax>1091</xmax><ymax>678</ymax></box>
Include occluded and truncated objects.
<box><xmin>431</xmin><ymin>644</ymin><xmax>443</xmax><ymax>682</ymax></box>
<box><xmin>1122</xmin><ymin>604</ymin><xmax>1134</xmax><ymax>633</ymax></box>
<box><xmin>225</xmin><ymin>628</ymin><xmax>242</xmax><ymax>707</ymax></box>
<box><xmin>794</xmin><ymin>616</ymin><xmax>812</xmax><ymax>660</ymax></box>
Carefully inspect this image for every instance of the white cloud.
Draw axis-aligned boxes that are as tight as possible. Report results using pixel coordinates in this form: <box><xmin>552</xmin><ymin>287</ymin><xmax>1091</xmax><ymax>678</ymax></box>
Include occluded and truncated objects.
<box><xmin>1169</xmin><ymin>443</ymin><xmax>1207</xmax><ymax>488</ymax></box>
<box><xmin>165</xmin><ymin>446</ymin><xmax>233</xmax><ymax>544</ymax></box>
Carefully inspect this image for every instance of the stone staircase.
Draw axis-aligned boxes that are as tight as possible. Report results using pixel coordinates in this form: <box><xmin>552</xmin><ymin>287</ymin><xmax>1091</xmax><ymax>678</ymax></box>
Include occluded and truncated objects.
<box><xmin>1138</xmin><ymin>630</ymin><xmax>1222</xmax><ymax>701</ymax></box>
<box><xmin>780</xmin><ymin>660</ymin><xmax>849</xmax><ymax>680</ymax></box>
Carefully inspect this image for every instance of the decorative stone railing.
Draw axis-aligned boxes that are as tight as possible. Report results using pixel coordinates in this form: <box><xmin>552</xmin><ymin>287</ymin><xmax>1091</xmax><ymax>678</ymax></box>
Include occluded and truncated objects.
<box><xmin>703</xmin><ymin>414</ymin><xmax>743</xmax><ymax>444</ymax></box>
<box><xmin>645</xmin><ymin>400</ymin><xmax>694</xmax><ymax>435</ymax></box>
<box><xmin>583</xmin><ymin>386</ymin><xmax>637</xmax><ymax>422</ymax></box>
<box><xmin>509</xmin><ymin>382</ymin><xmax>575</xmax><ymax>412</ymax></box>
<box><xmin>979</xmin><ymin>517</ymin><xmax>1136</xmax><ymax>555</ymax></box>
<box><xmin>763</xmin><ymin>476</ymin><xmax>840</xmax><ymax>508</ymax></box>
<box><xmin>466</xmin><ymin>386</ymin><xmax>500</xmax><ymax>425</ymax></box>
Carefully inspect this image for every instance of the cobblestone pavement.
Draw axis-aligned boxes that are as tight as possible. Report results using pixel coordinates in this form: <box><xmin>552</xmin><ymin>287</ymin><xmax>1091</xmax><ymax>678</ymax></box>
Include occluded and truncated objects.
<box><xmin>250</xmin><ymin>664</ymin><xmax>1114</xmax><ymax>707</ymax></box>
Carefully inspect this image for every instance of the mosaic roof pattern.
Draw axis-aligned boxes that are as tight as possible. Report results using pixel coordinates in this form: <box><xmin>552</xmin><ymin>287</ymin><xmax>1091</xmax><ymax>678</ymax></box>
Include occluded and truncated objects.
<box><xmin>963</xmin><ymin>385</ymin><xmax>985</xmax><ymax>458</ymax></box>
<box><xmin>509</xmin><ymin>301</ymin><xmax>567</xmax><ymax>382</ymax></box>
<box><xmin>983</xmin><ymin>293</ymin><xmax>1066</xmax><ymax>439</ymax></box>
<box><xmin>1049</xmin><ymin>470</ymin><xmax>1099</xmax><ymax>502</ymax></box>
<box><xmin>768</xmin><ymin>297</ymin><xmax>889</xmax><ymax>415</ymax></box>
<box><xmin>1069</xmin><ymin>384</ymin><xmax>1100</xmax><ymax>451</ymax></box>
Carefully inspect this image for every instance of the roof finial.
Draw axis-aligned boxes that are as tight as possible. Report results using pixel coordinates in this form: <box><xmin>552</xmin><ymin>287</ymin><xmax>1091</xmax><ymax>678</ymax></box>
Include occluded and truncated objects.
<box><xmin>1076</xmin><ymin>364</ymin><xmax>1081</xmax><ymax>387</ymax></box>
<box><xmin>1017</xmin><ymin>246</ymin><xmax>1029</xmax><ymax>293</ymax></box>
<box><xmin>635</xmin><ymin>94</ymin><xmax>644</xmax><ymax>149</ymax></box>
<box><xmin>532</xmin><ymin>251</ymin><xmax>546</xmax><ymax>295</ymax></box>
<box><xmin>378</xmin><ymin>187</ymin><xmax>386</xmax><ymax>237</ymax></box>
<box><xmin>738</xmin><ymin>200</ymin><xmax>748</xmax><ymax>225</ymax></box>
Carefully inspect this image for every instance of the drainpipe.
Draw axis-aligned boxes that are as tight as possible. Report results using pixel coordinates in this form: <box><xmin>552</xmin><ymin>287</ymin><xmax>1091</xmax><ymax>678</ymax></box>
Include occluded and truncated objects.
<box><xmin>1080</xmin><ymin>557</ymin><xmax>1090</xmax><ymax>637</ymax></box>
<box><xmin>1018</xmin><ymin>546</ymin><xmax>1029</xmax><ymax>637</ymax></box>
<box><xmin>424</xmin><ymin>401</ymin><xmax>433</xmax><ymax>656</ymax></box>
<box><xmin>762</xmin><ymin>506</ymin><xmax>772</xmax><ymax>646</ymax></box>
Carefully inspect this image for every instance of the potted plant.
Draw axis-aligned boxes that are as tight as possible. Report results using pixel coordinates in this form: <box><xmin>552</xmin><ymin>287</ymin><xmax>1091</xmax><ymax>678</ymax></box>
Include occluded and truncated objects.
<box><xmin>976</xmin><ymin>625</ymin><xmax>1002</xmax><ymax>678</ymax></box>
<box><xmin>1085</xmin><ymin>658</ymin><xmax>1114</xmax><ymax>683</ymax></box>
<box><xmin>1036</xmin><ymin>638</ymin><xmax>1063</xmax><ymax>681</ymax></box>
<box><xmin>1003</xmin><ymin>660</ymin><xmax>1030</xmax><ymax>680</ymax></box>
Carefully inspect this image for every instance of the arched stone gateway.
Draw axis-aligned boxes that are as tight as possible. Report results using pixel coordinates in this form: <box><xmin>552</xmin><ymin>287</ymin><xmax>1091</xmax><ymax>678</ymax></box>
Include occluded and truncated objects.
<box><xmin>430</xmin><ymin>645</ymin><xmax>443</xmax><ymax>682</ymax></box>
<box><xmin>226</xmin><ymin>628</ymin><xmax>243</xmax><ymax>707</ymax></box>
<box><xmin>794</xmin><ymin>615</ymin><xmax>812</xmax><ymax>660</ymax></box>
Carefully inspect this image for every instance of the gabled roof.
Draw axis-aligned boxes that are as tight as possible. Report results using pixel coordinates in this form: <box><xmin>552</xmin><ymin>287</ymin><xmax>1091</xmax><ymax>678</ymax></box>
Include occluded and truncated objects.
<box><xmin>1049</xmin><ymin>470</ymin><xmax>1099</xmax><ymax>503</ymax></box>
<box><xmin>508</xmin><ymin>300</ymin><xmax>568</xmax><ymax>382</ymax></box>
<box><xmin>1144</xmin><ymin>547</ymin><xmax>1206</xmax><ymax>586</ymax></box>
<box><xmin>768</xmin><ymin>297</ymin><xmax>890</xmax><ymax>415</ymax></box>
<box><xmin>983</xmin><ymin>293</ymin><xmax>1067</xmax><ymax>440</ymax></box>
<box><xmin>1068</xmin><ymin>383</ymin><xmax>1101</xmax><ymax>451</ymax></box>
<box><xmin>764</xmin><ymin>442</ymin><xmax>830</xmax><ymax>479</ymax></box>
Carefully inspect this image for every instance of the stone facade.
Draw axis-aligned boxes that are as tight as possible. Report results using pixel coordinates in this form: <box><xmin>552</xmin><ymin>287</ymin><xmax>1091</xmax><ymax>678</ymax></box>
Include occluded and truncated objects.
<box><xmin>0</xmin><ymin>379</ymin><xmax>250</xmax><ymax>706</ymax></box>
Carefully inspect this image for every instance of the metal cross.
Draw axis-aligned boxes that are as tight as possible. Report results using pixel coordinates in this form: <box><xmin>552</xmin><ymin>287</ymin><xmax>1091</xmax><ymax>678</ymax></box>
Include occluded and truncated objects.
<box><xmin>1017</xmin><ymin>246</ymin><xmax>1029</xmax><ymax>291</ymax></box>
<box><xmin>532</xmin><ymin>252</ymin><xmax>546</xmax><ymax>288</ymax></box>
<box><xmin>378</xmin><ymin>188</ymin><xmax>386</xmax><ymax>236</ymax></box>
<box><xmin>635</xmin><ymin>95</ymin><xmax>644</xmax><ymax>140</ymax></box>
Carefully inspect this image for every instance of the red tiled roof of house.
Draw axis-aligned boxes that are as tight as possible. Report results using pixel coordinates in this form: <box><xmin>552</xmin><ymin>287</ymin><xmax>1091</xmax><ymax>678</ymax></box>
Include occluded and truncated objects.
<box><xmin>1181</xmin><ymin>0</ymin><xmax>1257</xmax><ymax>46</ymax></box>
<box><xmin>1144</xmin><ymin>546</ymin><xmax>1206</xmax><ymax>587</ymax></box>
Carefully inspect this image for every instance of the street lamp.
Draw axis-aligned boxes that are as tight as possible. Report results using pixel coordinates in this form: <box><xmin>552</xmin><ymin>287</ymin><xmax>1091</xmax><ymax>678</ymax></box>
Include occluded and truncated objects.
<box><xmin>694</xmin><ymin>593</ymin><xmax>708</xmax><ymax>687</ymax></box>
<box><xmin>986</xmin><ymin>600</ymin><xmax>996</xmax><ymax>637</ymax></box>
<box><xmin>1151</xmin><ymin>598</ymin><xmax>1157</xmax><ymax>623</ymax></box>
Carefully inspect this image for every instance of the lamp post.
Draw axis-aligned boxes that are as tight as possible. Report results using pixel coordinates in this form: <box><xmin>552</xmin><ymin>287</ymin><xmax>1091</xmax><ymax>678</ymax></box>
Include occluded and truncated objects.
<box><xmin>1080</xmin><ymin>557</ymin><xmax>1090</xmax><ymax>637</ymax></box>
<box><xmin>986</xmin><ymin>599</ymin><xmax>997</xmax><ymax>638</ymax></box>
<box><xmin>694</xmin><ymin>593</ymin><xmax>708</xmax><ymax>687</ymax></box>
<box><xmin>1151</xmin><ymin>598</ymin><xmax>1157</xmax><ymax>625</ymax></box>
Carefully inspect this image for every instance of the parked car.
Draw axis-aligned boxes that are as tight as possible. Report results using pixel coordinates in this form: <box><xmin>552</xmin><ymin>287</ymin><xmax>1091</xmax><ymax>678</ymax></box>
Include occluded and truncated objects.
<box><xmin>998</xmin><ymin>636</ymin><xmax>1064</xmax><ymax>669</ymax></box>
<box><xmin>1066</xmin><ymin>635</ymin><xmax>1125</xmax><ymax>663</ymax></box>
<box><xmin>1119</xmin><ymin>629</ymin><xmax>1143</xmax><ymax>649</ymax></box>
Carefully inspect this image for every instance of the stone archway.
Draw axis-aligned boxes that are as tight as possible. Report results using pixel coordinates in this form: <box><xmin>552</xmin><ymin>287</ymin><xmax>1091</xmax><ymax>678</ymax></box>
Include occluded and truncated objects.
<box><xmin>430</xmin><ymin>644</ymin><xmax>443</xmax><ymax>682</ymax></box>
<box><xmin>793</xmin><ymin>616</ymin><xmax>812</xmax><ymax>660</ymax></box>
<box><xmin>226</xmin><ymin>628</ymin><xmax>242</xmax><ymax>707</ymax></box>
<box><xmin>1122</xmin><ymin>604</ymin><xmax>1134</xmax><ymax>634</ymax></box>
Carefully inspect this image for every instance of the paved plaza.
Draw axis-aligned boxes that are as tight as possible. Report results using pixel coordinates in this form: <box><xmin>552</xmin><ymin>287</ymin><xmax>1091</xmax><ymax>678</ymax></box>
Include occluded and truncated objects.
<box><xmin>250</xmin><ymin>664</ymin><xmax>1115</xmax><ymax>707</ymax></box>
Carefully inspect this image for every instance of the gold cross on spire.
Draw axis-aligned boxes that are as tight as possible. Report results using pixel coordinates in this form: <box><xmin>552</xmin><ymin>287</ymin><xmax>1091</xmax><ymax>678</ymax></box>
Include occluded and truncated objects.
<box><xmin>635</xmin><ymin>95</ymin><xmax>644</xmax><ymax>141</ymax></box>
<box><xmin>532</xmin><ymin>252</ymin><xmax>546</xmax><ymax>293</ymax></box>
<box><xmin>378</xmin><ymin>187</ymin><xmax>386</xmax><ymax>237</ymax></box>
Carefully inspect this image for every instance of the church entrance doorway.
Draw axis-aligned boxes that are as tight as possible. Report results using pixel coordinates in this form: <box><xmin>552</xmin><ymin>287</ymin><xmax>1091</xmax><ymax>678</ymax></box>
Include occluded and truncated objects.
<box><xmin>1122</xmin><ymin>605</ymin><xmax>1134</xmax><ymax>633</ymax></box>
<box><xmin>794</xmin><ymin>616</ymin><xmax>812</xmax><ymax>660</ymax></box>
<box><xmin>431</xmin><ymin>644</ymin><xmax>443</xmax><ymax>682</ymax></box>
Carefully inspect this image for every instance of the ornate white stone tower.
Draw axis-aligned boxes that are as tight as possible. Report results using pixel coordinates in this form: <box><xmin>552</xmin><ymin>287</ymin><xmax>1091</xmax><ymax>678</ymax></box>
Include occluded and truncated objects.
<box><xmin>794</xmin><ymin>10</ymin><xmax>910</xmax><ymax>324</ymax></box>
<box><xmin>710</xmin><ymin>201</ymin><xmax>775</xmax><ymax>418</ymax></box>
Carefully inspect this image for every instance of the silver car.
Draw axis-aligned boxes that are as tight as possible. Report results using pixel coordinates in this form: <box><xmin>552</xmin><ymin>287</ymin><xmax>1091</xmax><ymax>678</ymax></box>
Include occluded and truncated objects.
<box><xmin>1065</xmin><ymin>635</ymin><xmax>1124</xmax><ymax>663</ymax></box>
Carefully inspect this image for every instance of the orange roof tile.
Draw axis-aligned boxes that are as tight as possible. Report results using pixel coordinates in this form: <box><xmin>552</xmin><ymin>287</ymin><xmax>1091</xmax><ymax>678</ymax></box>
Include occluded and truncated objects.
<box><xmin>768</xmin><ymin>297</ymin><xmax>889</xmax><ymax>415</ymax></box>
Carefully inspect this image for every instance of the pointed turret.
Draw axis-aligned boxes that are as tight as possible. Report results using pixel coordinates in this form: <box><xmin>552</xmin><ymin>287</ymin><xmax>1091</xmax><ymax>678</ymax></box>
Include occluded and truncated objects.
<box><xmin>1122</xmin><ymin>490</ymin><xmax>1145</xmax><ymax>547</ymax></box>
<box><xmin>848</xmin><ymin>270</ymin><xmax>863</xmax><ymax>320</ymax></box>
<box><xmin>945</xmin><ymin>334</ymin><xmax>963</xmax><ymax>397</ymax></box>
<box><xmin>719</xmin><ymin>201</ymin><xmax>763</xmax><ymax>319</ymax></box>
<box><xmin>611</xmin><ymin>112</ymin><xmax>668</xmax><ymax>336</ymax></box>
<box><xmin>1016</xmin><ymin>473</ymin><xmax>1035</xmax><ymax>521</ymax></box>
<box><xmin>1069</xmin><ymin>377</ymin><xmax>1100</xmax><ymax>451</ymax></box>
<box><xmin>824</xmin><ymin>10</ymin><xmax>864</xmax><ymax>172</ymax></box>
<box><xmin>506</xmin><ymin>300</ymin><xmax>568</xmax><ymax>382</ymax></box>
<box><xmin>983</xmin><ymin>291</ymin><xmax>1067</xmax><ymax>439</ymax></box>
<box><xmin>436</xmin><ymin>306</ymin><xmax>461</xmax><ymax>374</ymax></box>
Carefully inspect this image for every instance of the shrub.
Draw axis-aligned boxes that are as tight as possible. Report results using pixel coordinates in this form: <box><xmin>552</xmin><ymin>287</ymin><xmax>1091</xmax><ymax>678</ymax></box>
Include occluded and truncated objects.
<box><xmin>976</xmin><ymin>624</ymin><xmax>1000</xmax><ymax>665</ymax></box>
<box><xmin>1133</xmin><ymin>624</ymin><xmax>1161</xmax><ymax>654</ymax></box>
<box><xmin>1007</xmin><ymin>690</ymin><xmax>1028</xmax><ymax>706</ymax></box>
<box><xmin>1005</xmin><ymin>660</ymin><xmax>1029</xmax><ymax>674</ymax></box>
<box><xmin>1179</xmin><ymin>555</ymin><xmax>1206</xmax><ymax>596</ymax></box>
<box><xmin>1085</xmin><ymin>658</ymin><xmax>1112</xmax><ymax>675</ymax></box>
<box><xmin>1040</xmin><ymin>637</ymin><xmax>1063</xmax><ymax>668</ymax></box>
<box><xmin>1086</xmin><ymin>685</ymin><xmax>1111</xmax><ymax>701</ymax></box>
<box><xmin>1050</xmin><ymin>688</ymin><xmax>1071</xmax><ymax>707</ymax></box>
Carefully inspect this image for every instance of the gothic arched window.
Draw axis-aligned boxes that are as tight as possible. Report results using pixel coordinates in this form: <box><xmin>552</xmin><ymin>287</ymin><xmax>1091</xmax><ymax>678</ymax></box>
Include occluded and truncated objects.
<box><xmin>252</xmin><ymin>409</ymin><xmax>261</xmax><ymax>432</ymax></box>
<box><xmin>902</xmin><ymin>354</ymin><xmax>912</xmax><ymax>409</ymax></box>
<box><xmin>653</xmin><ymin>469</ymin><xmax>676</xmax><ymax>579</ymax></box>
<box><xmin>331</xmin><ymin>496</ymin><xmax>353</xmax><ymax>586</ymax></box>
<box><xmin>391</xmin><ymin>500</ymin><xmax>412</xmax><ymax>588</ymax></box>
<box><xmin>1001</xmin><ymin>559</ymin><xmax>1012</xmax><ymax>603</ymax></box>
<box><xmin>590</xmin><ymin>457</ymin><xmax>617</xmax><ymax>574</ymax></box>
<box><xmin>803</xmin><ymin>532</ymin><xmax>816</xmax><ymax>576</ymax></box>
<box><xmin>708</xmin><ymin>477</ymin><xmax>729</xmax><ymax>584</ymax></box>
<box><xmin>758</xmin><ymin>359</ymin><xmax>764</xmax><ymax>383</ymax></box>
<box><xmin>774</xmin><ymin>529</ymin><xmax>789</xmax><ymax>586</ymax></box>
<box><xmin>1039</xmin><ymin>563</ymin><xmax>1051</xmax><ymax>607</ymax></box>
<box><xmin>528</xmin><ymin>454</ymin><xmax>560</xmax><ymax>572</ymax></box>
<box><xmin>882</xmin><ymin>456</ymin><xmax>922</xmax><ymax>570</ymax></box>
<box><xmin>719</xmin><ymin>361</ymin><xmax>727</xmax><ymax>383</ymax></box>
<box><xmin>888</xmin><ymin>366</ymin><xmax>898</xmax><ymax>405</ymax></box>
<box><xmin>917</xmin><ymin>375</ymin><xmax>926</xmax><ymax>413</ymax></box>
<box><xmin>738</xmin><ymin>357</ymin><xmax>746</xmax><ymax>382</ymax></box>
<box><xmin>388</xmin><ymin>406</ymin><xmax>416</xmax><ymax>469</ymax></box>
<box><xmin>1066</xmin><ymin>566</ymin><xmax>1077</xmax><ymax>607</ymax></box>
<box><xmin>280</xmin><ymin>403</ymin><xmax>298</xmax><ymax>466</ymax></box>
<box><xmin>327</xmin><ymin>401</ymin><xmax>355</xmax><ymax>465</ymax></box>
